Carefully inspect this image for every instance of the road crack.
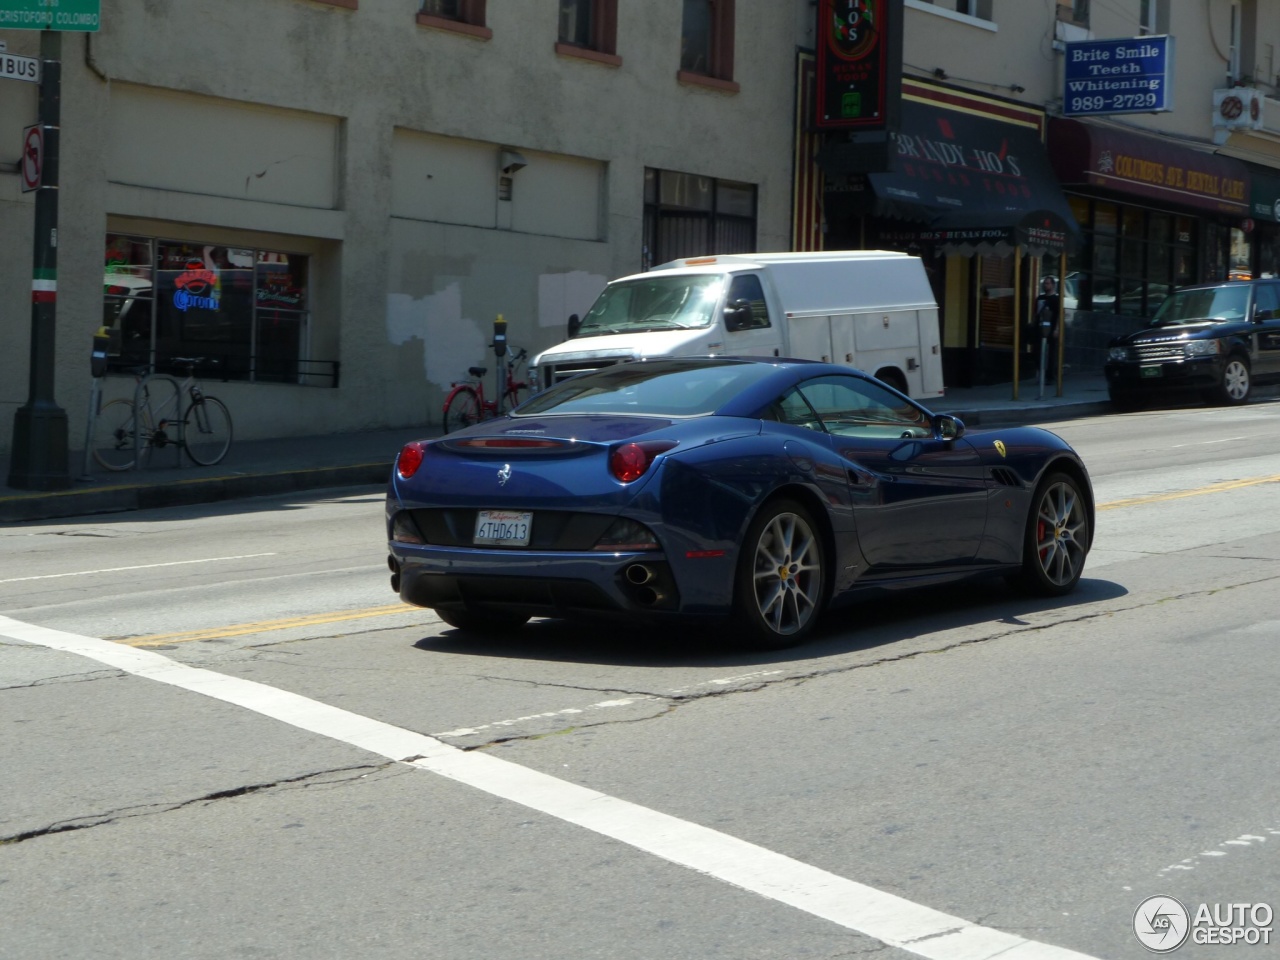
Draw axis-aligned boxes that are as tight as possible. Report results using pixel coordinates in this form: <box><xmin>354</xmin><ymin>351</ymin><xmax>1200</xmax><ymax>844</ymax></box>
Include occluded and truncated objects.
<box><xmin>455</xmin><ymin>570</ymin><xmax>1280</xmax><ymax>750</ymax></box>
<box><xmin>0</xmin><ymin>762</ymin><xmax>396</xmax><ymax>846</ymax></box>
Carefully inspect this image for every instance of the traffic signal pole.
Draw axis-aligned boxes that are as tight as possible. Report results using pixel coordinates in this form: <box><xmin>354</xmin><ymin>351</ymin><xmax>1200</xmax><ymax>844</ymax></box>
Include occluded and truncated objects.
<box><xmin>8</xmin><ymin>29</ymin><xmax>70</xmax><ymax>490</ymax></box>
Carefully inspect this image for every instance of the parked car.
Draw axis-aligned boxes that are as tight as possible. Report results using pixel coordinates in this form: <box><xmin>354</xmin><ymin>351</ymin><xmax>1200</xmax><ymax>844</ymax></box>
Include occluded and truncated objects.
<box><xmin>1104</xmin><ymin>279</ymin><xmax>1280</xmax><ymax>407</ymax></box>
<box><xmin>386</xmin><ymin>357</ymin><xmax>1094</xmax><ymax>649</ymax></box>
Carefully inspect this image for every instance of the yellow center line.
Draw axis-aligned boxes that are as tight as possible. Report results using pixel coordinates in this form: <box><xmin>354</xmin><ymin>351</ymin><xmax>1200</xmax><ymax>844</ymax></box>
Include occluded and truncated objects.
<box><xmin>119</xmin><ymin>602</ymin><xmax>420</xmax><ymax>647</ymax></box>
<box><xmin>1097</xmin><ymin>474</ymin><xmax>1280</xmax><ymax>511</ymax></box>
<box><xmin>113</xmin><ymin>474</ymin><xmax>1280</xmax><ymax>647</ymax></box>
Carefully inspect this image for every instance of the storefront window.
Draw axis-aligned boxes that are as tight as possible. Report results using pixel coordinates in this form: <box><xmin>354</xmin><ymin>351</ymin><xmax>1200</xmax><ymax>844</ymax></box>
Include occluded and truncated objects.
<box><xmin>642</xmin><ymin>167</ymin><xmax>757</xmax><ymax>269</ymax></box>
<box><xmin>1259</xmin><ymin>228</ymin><xmax>1280</xmax><ymax>278</ymax></box>
<box><xmin>1065</xmin><ymin>197</ymin><xmax>1202</xmax><ymax>317</ymax></box>
<box><xmin>103</xmin><ymin>234</ymin><xmax>310</xmax><ymax>384</ymax></box>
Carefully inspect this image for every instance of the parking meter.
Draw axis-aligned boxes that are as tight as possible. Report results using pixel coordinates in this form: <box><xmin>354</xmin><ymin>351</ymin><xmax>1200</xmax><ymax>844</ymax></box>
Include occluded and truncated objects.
<box><xmin>492</xmin><ymin>314</ymin><xmax>508</xmax><ymax>358</ymax></box>
<box><xmin>91</xmin><ymin>326</ymin><xmax>120</xmax><ymax>378</ymax></box>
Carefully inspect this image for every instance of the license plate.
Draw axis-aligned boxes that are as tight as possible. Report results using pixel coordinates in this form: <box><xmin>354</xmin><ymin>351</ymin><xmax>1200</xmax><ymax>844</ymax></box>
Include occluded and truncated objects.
<box><xmin>473</xmin><ymin>510</ymin><xmax>532</xmax><ymax>546</ymax></box>
<box><xmin>1140</xmin><ymin>365</ymin><xmax>1163</xmax><ymax>378</ymax></box>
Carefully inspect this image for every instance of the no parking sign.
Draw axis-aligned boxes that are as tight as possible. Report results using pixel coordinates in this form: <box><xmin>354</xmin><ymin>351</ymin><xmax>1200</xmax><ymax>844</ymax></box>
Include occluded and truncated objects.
<box><xmin>21</xmin><ymin>123</ymin><xmax>41</xmax><ymax>192</ymax></box>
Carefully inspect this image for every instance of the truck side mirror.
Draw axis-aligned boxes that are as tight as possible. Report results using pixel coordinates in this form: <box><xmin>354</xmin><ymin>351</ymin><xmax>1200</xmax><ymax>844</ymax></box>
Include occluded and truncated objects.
<box><xmin>567</xmin><ymin>313</ymin><xmax>581</xmax><ymax>338</ymax></box>
<box><xmin>724</xmin><ymin>300</ymin><xmax>753</xmax><ymax>332</ymax></box>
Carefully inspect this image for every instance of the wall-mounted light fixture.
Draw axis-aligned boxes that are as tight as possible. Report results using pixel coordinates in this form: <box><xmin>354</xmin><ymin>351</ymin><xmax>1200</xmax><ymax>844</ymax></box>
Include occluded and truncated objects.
<box><xmin>499</xmin><ymin>150</ymin><xmax>528</xmax><ymax>175</ymax></box>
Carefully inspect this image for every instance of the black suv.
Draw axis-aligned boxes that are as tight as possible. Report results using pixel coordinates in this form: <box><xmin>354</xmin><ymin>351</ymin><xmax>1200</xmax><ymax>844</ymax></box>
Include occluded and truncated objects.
<box><xmin>1104</xmin><ymin>279</ymin><xmax>1280</xmax><ymax>407</ymax></box>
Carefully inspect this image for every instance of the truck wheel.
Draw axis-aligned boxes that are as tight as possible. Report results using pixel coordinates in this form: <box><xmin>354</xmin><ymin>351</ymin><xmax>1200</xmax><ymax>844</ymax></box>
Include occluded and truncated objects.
<box><xmin>875</xmin><ymin>368</ymin><xmax>908</xmax><ymax>396</ymax></box>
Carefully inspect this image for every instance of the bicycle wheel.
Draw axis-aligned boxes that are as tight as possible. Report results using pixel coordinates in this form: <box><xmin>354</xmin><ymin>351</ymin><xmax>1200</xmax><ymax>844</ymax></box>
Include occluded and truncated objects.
<box><xmin>92</xmin><ymin>398</ymin><xmax>142</xmax><ymax>472</ymax></box>
<box><xmin>443</xmin><ymin>387</ymin><xmax>483</xmax><ymax>433</ymax></box>
<box><xmin>183</xmin><ymin>396</ymin><xmax>233</xmax><ymax>466</ymax></box>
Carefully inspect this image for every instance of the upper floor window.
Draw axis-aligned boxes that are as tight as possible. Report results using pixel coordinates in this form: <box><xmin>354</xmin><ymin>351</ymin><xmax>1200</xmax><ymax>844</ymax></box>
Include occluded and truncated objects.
<box><xmin>679</xmin><ymin>0</ymin><xmax>736</xmax><ymax>86</ymax></box>
<box><xmin>1139</xmin><ymin>0</ymin><xmax>1169</xmax><ymax>34</ymax></box>
<box><xmin>556</xmin><ymin>0</ymin><xmax>619</xmax><ymax>62</ymax></box>
<box><xmin>917</xmin><ymin>0</ymin><xmax>992</xmax><ymax>20</ymax></box>
<box><xmin>418</xmin><ymin>0</ymin><xmax>490</xmax><ymax>38</ymax></box>
<box><xmin>1057</xmin><ymin>0</ymin><xmax>1088</xmax><ymax>25</ymax></box>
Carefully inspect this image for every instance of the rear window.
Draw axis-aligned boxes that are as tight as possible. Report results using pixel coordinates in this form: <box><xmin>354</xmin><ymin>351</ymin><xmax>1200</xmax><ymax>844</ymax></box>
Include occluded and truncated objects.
<box><xmin>515</xmin><ymin>360</ymin><xmax>777</xmax><ymax>418</ymax></box>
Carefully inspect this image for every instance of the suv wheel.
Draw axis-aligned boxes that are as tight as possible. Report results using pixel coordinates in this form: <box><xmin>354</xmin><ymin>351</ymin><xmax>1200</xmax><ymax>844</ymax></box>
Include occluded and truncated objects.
<box><xmin>1210</xmin><ymin>355</ymin><xmax>1251</xmax><ymax>406</ymax></box>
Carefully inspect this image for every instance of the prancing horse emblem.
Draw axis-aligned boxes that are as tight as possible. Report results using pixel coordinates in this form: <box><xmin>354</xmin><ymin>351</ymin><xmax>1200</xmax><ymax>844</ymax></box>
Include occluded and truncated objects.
<box><xmin>993</xmin><ymin>440</ymin><xmax>1007</xmax><ymax>458</ymax></box>
<box><xmin>497</xmin><ymin>463</ymin><xmax>512</xmax><ymax>486</ymax></box>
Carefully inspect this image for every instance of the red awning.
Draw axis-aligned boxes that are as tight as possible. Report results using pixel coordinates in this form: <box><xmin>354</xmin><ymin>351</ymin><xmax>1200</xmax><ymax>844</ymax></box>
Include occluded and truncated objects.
<box><xmin>1049</xmin><ymin>117</ymin><xmax>1251</xmax><ymax>216</ymax></box>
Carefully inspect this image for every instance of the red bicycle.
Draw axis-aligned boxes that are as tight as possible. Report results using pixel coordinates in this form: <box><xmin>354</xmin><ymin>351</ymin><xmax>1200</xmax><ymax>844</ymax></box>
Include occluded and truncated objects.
<box><xmin>442</xmin><ymin>346</ymin><xmax>530</xmax><ymax>432</ymax></box>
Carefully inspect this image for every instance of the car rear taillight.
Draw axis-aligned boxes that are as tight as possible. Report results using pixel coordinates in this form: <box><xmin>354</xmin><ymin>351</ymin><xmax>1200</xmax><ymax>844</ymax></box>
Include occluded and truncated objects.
<box><xmin>608</xmin><ymin>440</ymin><xmax>677</xmax><ymax>483</ymax></box>
<box><xmin>397</xmin><ymin>442</ymin><xmax>426</xmax><ymax>479</ymax></box>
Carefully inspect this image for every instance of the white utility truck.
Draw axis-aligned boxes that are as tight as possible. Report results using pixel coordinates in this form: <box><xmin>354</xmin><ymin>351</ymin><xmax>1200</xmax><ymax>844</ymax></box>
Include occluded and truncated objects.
<box><xmin>530</xmin><ymin>250</ymin><xmax>944</xmax><ymax>399</ymax></box>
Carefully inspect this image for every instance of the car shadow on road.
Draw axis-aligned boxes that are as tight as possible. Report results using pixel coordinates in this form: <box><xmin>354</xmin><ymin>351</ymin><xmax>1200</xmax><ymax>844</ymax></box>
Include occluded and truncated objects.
<box><xmin>410</xmin><ymin>575</ymin><xmax>1129</xmax><ymax>669</ymax></box>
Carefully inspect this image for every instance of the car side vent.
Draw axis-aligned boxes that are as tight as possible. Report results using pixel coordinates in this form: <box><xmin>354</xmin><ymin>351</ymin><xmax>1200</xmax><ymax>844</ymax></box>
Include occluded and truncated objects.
<box><xmin>991</xmin><ymin>467</ymin><xmax>1021</xmax><ymax>487</ymax></box>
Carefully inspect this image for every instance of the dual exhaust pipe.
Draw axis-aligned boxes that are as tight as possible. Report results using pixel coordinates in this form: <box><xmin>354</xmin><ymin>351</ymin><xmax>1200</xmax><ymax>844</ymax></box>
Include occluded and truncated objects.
<box><xmin>625</xmin><ymin>563</ymin><xmax>664</xmax><ymax>607</ymax></box>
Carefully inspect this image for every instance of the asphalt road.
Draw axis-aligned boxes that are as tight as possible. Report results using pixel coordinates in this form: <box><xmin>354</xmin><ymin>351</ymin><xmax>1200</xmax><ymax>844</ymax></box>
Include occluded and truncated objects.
<box><xmin>3</xmin><ymin>401</ymin><xmax>1279</xmax><ymax>960</ymax></box>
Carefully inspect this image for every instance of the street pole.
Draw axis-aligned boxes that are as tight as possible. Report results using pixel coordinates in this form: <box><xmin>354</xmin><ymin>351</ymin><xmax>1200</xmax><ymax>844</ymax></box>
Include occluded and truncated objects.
<box><xmin>8</xmin><ymin>29</ymin><xmax>69</xmax><ymax>490</ymax></box>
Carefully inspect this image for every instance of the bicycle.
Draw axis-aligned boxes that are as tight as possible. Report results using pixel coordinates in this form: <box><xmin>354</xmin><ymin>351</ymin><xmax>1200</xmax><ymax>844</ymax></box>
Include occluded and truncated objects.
<box><xmin>92</xmin><ymin>357</ymin><xmax>234</xmax><ymax>471</ymax></box>
<box><xmin>442</xmin><ymin>347</ymin><xmax>530</xmax><ymax>433</ymax></box>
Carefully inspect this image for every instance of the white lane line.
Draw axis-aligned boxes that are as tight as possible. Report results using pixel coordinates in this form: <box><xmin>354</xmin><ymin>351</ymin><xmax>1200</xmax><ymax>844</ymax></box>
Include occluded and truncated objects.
<box><xmin>1170</xmin><ymin>436</ymin><xmax>1247</xmax><ymax>448</ymax></box>
<box><xmin>0</xmin><ymin>554</ymin><xmax>277</xmax><ymax>585</ymax></box>
<box><xmin>0</xmin><ymin>614</ymin><xmax>1098</xmax><ymax>960</ymax></box>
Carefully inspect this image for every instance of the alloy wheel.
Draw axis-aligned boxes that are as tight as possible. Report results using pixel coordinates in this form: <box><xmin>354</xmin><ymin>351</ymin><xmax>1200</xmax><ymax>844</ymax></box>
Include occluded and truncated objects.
<box><xmin>750</xmin><ymin>510</ymin><xmax>822</xmax><ymax>636</ymax></box>
<box><xmin>1034</xmin><ymin>480</ymin><xmax>1088</xmax><ymax>588</ymax></box>
<box><xmin>1223</xmin><ymin>359</ymin><xmax>1250</xmax><ymax>402</ymax></box>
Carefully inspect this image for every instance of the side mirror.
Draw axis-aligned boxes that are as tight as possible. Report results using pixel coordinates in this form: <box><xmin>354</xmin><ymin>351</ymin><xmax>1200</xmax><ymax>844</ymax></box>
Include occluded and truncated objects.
<box><xmin>934</xmin><ymin>414</ymin><xmax>965</xmax><ymax>441</ymax></box>
<box><xmin>567</xmin><ymin>313</ymin><xmax>581</xmax><ymax>338</ymax></box>
<box><xmin>724</xmin><ymin>300</ymin><xmax>753</xmax><ymax>332</ymax></box>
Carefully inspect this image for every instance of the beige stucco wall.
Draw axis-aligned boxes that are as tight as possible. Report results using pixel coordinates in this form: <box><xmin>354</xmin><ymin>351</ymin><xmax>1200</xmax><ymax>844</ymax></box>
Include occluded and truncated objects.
<box><xmin>0</xmin><ymin>0</ymin><xmax>802</xmax><ymax>459</ymax></box>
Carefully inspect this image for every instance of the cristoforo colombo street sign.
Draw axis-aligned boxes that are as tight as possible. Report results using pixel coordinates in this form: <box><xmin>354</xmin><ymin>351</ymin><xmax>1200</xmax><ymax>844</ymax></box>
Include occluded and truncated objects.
<box><xmin>0</xmin><ymin>0</ymin><xmax>100</xmax><ymax>31</ymax></box>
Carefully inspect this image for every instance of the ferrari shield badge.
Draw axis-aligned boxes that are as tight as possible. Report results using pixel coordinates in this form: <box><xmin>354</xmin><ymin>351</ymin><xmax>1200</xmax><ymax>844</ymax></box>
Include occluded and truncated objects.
<box><xmin>993</xmin><ymin>440</ymin><xmax>1007</xmax><ymax>458</ymax></box>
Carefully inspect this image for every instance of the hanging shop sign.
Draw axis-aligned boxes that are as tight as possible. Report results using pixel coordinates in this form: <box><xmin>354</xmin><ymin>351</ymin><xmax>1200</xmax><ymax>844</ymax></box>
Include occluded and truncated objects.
<box><xmin>815</xmin><ymin>0</ymin><xmax>901</xmax><ymax>130</ymax></box>
<box><xmin>1063</xmin><ymin>36</ymin><xmax>1173</xmax><ymax>117</ymax></box>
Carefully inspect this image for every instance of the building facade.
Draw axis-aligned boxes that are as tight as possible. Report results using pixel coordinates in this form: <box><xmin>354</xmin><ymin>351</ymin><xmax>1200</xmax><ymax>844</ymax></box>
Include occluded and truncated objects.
<box><xmin>1</xmin><ymin>0</ymin><xmax>801</xmax><ymax>465</ymax></box>
<box><xmin>806</xmin><ymin>0</ymin><xmax>1280</xmax><ymax>386</ymax></box>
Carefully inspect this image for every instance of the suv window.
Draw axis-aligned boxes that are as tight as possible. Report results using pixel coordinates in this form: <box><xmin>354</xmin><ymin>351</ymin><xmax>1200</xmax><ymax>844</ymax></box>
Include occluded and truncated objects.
<box><xmin>1152</xmin><ymin>285</ymin><xmax>1252</xmax><ymax>326</ymax></box>
<box><xmin>1255</xmin><ymin>283</ymin><xmax>1280</xmax><ymax>321</ymax></box>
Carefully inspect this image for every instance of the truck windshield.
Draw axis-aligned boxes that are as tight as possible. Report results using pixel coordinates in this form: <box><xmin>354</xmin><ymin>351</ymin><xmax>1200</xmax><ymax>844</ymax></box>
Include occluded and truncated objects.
<box><xmin>1151</xmin><ymin>285</ymin><xmax>1251</xmax><ymax>326</ymax></box>
<box><xmin>574</xmin><ymin>275</ymin><xmax>724</xmax><ymax>337</ymax></box>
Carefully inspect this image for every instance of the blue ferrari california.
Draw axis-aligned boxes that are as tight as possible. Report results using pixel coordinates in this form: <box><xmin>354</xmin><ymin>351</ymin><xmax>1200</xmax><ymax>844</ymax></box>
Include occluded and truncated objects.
<box><xmin>386</xmin><ymin>358</ymin><xmax>1093</xmax><ymax>648</ymax></box>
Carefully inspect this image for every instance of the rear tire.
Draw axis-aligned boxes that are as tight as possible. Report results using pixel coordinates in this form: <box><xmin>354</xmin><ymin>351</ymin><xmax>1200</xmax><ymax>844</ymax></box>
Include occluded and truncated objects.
<box><xmin>183</xmin><ymin>396</ymin><xmax>233</xmax><ymax>466</ymax></box>
<box><xmin>443</xmin><ymin>387</ymin><xmax>483</xmax><ymax>433</ymax></box>
<box><xmin>92</xmin><ymin>398</ymin><xmax>141</xmax><ymax>472</ymax></box>
<box><xmin>1011</xmin><ymin>472</ymin><xmax>1089</xmax><ymax>597</ymax></box>
<box><xmin>435</xmin><ymin>606</ymin><xmax>531</xmax><ymax>634</ymax></box>
<box><xmin>731</xmin><ymin>498</ymin><xmax>827</xmax><ymax>649</ymax></box>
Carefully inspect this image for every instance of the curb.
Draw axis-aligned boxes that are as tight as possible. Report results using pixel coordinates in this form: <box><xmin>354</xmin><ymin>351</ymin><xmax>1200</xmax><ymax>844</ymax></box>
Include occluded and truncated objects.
<box><xmin>0</xmin><ymin>462</ymin><xmax>392</xmax><ymax>524</ymax></box>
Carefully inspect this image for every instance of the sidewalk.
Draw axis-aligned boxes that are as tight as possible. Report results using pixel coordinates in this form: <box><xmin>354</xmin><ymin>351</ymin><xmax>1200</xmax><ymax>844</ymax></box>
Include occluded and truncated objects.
<box><xmin>0</xmin><ymin>373</ymin><xmax>1113</xmax><ymax>524</ymax></box>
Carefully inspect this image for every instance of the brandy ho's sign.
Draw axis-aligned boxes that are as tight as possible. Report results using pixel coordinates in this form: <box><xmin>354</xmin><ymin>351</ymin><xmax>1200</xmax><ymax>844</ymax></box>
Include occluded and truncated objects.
<box><xmin>815</xmin><ymin>0</ymin><xmax>900</xmax><ymax>130</ymax></box>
